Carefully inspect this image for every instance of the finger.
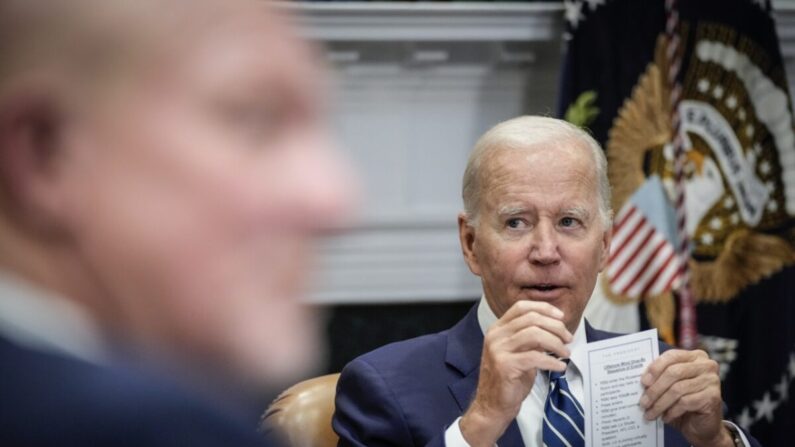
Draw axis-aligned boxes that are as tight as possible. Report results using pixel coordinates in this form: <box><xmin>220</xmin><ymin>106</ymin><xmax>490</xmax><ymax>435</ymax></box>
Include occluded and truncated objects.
<box><xmin>500</xmin><ymin>300</ymin><xmax>564</xmax><ymax>325</ymax></box>
<box><xmin>642</xmin><ymin>349</ymin><xmax>708</xmax><ymax>387</ymax></box>
<box><xmin>641</xmin><ymin>372</ymin><xmax>719</xmax><ymax>420</ymax></box>
<box><xmin>494</xmin><ymin>311</ymin><xmax>572</xmax><ymax>348</ymax></box>
<box><xmin>659</xmin><ymin>386</ymin><xmax>722</xmax><ymax>424</ymax></box>
<box><xmin>502</xmin><ymin>325</ymin><xmax>570</xmax><ymax>359</ymax></box>
<box><xmin>496</xmin><ymin>303</ymin><xmax>573</xmax><ymax>343</ymax></box>
<box><xmin>483</xmin><ymin>325</ymin><xmax>568</xmax><ymax>363</ymax></box>
<box><xmin>512</xmin><ymin>350</ymin><xmax>567</xmax><ymax>373</ymax></box>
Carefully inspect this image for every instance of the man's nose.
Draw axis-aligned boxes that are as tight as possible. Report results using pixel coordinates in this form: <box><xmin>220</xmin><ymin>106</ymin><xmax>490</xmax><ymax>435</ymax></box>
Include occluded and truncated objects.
<box><xmin>528</xmin><ymin>221</ymin><xmax>561</xmax><ymax>265</ymax></box>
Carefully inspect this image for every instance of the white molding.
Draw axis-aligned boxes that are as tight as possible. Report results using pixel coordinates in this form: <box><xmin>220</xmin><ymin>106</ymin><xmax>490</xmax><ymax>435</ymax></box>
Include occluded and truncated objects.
<box><xmin>311</xmin><ymin>225</ymin><xmax>482</xmax><ymax>304</ymax></box>
<box><xmin>284</xmin><ymin>2</ymin><xmax>564</xmax><ymax>42</ymax></box>
<box><xmin>285</xmin><ymin>1</ymin><xmax>795</xmax><ymax>49</ymax></box>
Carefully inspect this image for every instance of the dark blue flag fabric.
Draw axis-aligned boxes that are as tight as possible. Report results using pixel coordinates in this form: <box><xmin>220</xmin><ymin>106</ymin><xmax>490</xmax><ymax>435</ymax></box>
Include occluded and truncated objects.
<box><xmin>558</xmin><ymin>0</ymin><xmax>795</xmax><ymax>444</ymax></box>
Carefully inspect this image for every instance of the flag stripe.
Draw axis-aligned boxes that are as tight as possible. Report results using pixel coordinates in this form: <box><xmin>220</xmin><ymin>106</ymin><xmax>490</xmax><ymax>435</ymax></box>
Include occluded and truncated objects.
<box><xmin>621</xmin><ymin>237</ymin><xmax>668</xmax><ymax>296</ymax></box>
<box><xmin>609</xmin><ymin>226</ymin><xmax>656</xmax><ymax>284</ymax></box>
<box><xmin>640</xmin><ymin>249</ymin><xmax>677</xmax><ymax>297</ymax></box>
<box><xmin>612</xmin><ymin>205</ymin><xmax>637</xmax><ymax>232</ymax></box>
<box><xmin>608</xmin><ymin>219</ymin><xmax>652</xmax><ymax>277</ymax></box>
<box><xmin>608</xmin><ymin>211</ymin><xmax>646</xmax><ymax>264</ymax></box>
<box><xmin>648</xmin><ymin>256</ymin><xmax>681</xmax><ymax>296</ymax></box>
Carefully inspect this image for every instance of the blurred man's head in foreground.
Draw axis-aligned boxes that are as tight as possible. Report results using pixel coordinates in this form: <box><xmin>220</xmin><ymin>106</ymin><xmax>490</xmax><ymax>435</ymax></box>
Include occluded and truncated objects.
<box><xmin>0</xmin><ymin>0</ymin><xmax>356</xmax><ymax>387</ymax></box>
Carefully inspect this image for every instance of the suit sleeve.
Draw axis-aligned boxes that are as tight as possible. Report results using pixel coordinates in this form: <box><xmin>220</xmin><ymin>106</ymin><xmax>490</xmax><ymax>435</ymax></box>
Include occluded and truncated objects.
<box><xmin>333</xmin><ymin>357</ymin><xmax>446</xmax><ymax>447</ymax></box>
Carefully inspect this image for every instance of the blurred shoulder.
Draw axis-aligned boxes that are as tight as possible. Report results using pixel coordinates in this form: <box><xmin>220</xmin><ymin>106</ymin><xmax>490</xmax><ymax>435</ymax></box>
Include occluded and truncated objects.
<box><xmin>0</xmin><ymin>336</ymin><xmax>270</xmax><ymax>447</ymax></box>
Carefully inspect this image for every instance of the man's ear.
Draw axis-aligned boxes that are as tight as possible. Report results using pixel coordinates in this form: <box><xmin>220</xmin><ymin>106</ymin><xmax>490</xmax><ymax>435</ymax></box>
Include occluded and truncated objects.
<box><xmin>0</xmin><ymin>89</ymin><xmax>70</xmax><ymax>232</ymax></box>
<box><xmin>458</xmin><ymin>212</ymin><xmax>482</xmax><ymax>276</ymax></box>
<box><xmin>598</xmin><ymin>224</ymin><xmax>613</xmax><ymax>272</ymax></box>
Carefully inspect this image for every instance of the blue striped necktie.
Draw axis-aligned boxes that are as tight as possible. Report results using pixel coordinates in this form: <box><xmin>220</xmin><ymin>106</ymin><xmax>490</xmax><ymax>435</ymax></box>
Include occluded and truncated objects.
<box><xmin>542</xmin><ymin>362</ymin><xmax>585</xmax><ymax>447</ymax></box>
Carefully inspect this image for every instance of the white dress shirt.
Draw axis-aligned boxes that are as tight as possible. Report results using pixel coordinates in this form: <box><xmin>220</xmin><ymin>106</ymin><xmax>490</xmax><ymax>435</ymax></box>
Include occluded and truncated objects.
<box><xmin>444</xmin><ymin>297</ymin><xmax>751</xmax><ymax>447</ymax></box>
<box><xmin>0</xmin><ymin>271</ymin><xmax>109</xmax><ymax>364</ymax></box>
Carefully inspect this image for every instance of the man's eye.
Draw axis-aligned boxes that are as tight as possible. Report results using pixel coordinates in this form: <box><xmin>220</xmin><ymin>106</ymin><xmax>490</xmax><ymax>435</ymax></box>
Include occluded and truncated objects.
<box><xmin>507</xmin><ymin>218</ymin><xmax>523</xmax><ymax>229</ymax></box>
<box><xmin>560</xmin><ymin>217</ymin><xmax>578</xmax><ymax>227</ymax></box>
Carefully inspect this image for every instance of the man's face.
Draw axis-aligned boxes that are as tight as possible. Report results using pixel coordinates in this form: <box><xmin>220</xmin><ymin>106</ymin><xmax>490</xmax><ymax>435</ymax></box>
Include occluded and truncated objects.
<box><xmin>459</xmin><ymin>142</ymin><xmax>610</xmax><ymax>332</ymax></box>
<box><xmin>56</xmin><ymin>7</ymin><xmax>355</xmax><ymax>383</ymax></box>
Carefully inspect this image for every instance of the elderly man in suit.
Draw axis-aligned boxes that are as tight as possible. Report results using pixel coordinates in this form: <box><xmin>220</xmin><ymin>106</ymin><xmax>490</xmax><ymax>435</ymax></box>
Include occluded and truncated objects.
<box><xmin>333</xmin><ymin>116</ymin><xmax>757</xmax><ymax>447</ymax></box>
<box><xmin>0</xmin><ymin>0</ymin><xmax>355</xmax><ymax>445</ymax></box>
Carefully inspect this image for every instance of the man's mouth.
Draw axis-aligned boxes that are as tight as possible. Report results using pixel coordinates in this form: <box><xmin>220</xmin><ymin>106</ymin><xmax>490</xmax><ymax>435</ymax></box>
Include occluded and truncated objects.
<box><xmin>522</xmin><ymin>283</ymin><xmax>566</xmax><ymax>299</ymax></box>
<box><xmin>527</xmin><ymin>283</ymin><xmax>562</xmax><ymax>291</ymax></box>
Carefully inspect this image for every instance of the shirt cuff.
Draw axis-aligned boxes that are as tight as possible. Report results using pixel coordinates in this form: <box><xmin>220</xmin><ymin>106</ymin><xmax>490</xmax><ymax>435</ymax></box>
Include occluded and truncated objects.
<box><xmin>723</xmin><ymin>420</ymin><xmax>751</xmax><ymax>447</ymax></box>
<box><xmin>444</xmin><ymin>417</ymin><xmax>471</xmax><ymax>447</ymax></box>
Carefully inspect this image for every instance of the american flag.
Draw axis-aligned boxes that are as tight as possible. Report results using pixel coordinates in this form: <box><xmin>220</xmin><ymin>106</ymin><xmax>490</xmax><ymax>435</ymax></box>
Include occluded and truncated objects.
<box><xmin>606</xmin><ymin>181</ymin><xmax>683</xmax><ymax>300</ymax></box>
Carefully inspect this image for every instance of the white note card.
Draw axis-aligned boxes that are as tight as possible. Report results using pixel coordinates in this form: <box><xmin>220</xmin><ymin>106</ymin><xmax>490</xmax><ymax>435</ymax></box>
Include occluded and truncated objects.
<box><xmin>576</xmin><ymin>328</ymin><xmax>663</xmax><ymax>447</ymax></box>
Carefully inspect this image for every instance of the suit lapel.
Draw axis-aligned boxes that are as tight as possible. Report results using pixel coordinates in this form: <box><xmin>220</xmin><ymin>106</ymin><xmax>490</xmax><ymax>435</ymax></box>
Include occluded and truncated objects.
<box><xmin>446</xmin><ymin>305</ymin><xmax>482</xmax><ymax>412</ymax></box>
<box><xmin>445</xmin><ymin>305</ymin><xmax>524</xmax><ymax>447</ymax></box>
<box><xmin>584</xmin><ymin>319</ymin><xmax>622</xmax><ymax>343</ymax></box>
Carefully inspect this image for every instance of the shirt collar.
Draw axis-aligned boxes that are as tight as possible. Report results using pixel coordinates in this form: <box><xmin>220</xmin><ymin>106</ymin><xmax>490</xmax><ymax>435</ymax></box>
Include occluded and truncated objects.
<box><xmin>476</xmin><ymin>295</ymin><xmax>588</xmax><ymax>371</ymax></box>
<box><xmin>0</xmin><ymin>270</ymin><xmax>109</xmax><ymax>365</ymax></box>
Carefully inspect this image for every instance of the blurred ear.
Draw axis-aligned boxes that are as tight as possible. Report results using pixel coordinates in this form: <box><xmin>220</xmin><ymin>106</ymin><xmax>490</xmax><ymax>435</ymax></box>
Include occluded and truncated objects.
<box><xmin>458</xmin><ymin>212</ymin><xmax>482</xmax><ymax>277</ymax></box>
<box><xmin>598</xmin><ymin>224</ymin><xmax>612</xmax><ymax>272</ymax></box>
<box><xmin>0</xmin><ymin>88</ymin><xmax>70</xmax><ymax>233</ymax></box>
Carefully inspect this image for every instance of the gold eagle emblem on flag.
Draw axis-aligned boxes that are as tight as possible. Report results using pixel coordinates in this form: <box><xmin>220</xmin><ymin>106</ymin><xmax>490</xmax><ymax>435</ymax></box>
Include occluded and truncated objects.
<box><xmin>604</xmin><ymin>27</ymin><xmax>795</xmax><ymax>339</ymax></box>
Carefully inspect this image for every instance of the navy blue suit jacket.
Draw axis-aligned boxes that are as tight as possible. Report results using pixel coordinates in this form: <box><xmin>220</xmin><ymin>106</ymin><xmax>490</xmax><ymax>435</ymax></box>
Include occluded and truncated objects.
<box><xmin>0</xmin><ymin>335</ymin><xmax>275</xmax><ymax>446</ymax></box>
<box><xmin>333</xmin><ymin>305</ymin><xmax>759</xmax><ymax>447</ymax></box>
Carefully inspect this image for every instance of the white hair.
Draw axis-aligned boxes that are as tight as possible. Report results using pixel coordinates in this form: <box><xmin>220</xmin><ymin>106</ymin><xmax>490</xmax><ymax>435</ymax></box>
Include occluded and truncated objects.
<box><xmin>462</xmin><ymin>115</ymin><xmax>612</xmax><ymax>227</ymax></box>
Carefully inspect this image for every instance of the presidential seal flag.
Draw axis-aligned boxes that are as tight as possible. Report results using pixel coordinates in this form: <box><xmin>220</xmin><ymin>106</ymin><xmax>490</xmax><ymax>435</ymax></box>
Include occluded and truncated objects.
<box><xmin>559</xmin><ymin>0</ymin><xmax>795</xmax><ymax>444</ymax></box>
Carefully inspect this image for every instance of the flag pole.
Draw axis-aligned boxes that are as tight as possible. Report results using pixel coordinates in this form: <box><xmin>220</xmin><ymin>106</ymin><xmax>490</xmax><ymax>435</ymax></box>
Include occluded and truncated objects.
<box><xmin>665</xmin><ymin>0</ymin><xmax>698</xmax><ymax>350</ymax></box>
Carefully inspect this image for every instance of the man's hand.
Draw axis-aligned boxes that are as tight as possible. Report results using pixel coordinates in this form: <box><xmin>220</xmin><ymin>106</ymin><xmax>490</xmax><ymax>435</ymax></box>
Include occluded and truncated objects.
<box><xmin>640</xmin><ymin>349</ymin><xmax>734</xmax><ymax>447</ymax></box>
<box><xmin>459</xmin><ymin>301</ymin><xmax>572</xmax><ymax>447</ymax></box>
